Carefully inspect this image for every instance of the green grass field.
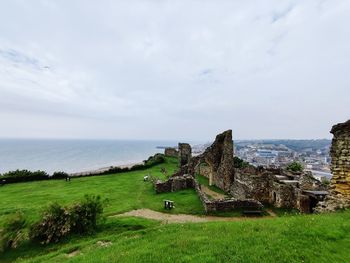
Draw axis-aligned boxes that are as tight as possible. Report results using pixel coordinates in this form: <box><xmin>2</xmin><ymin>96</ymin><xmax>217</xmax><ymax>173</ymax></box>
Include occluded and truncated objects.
<box><xmin>0</xmin><ymin>156</ymin><xmax>203</xmax><ymax>226</ymax></box>
<box><xmin>1</xmin><ymin>156</ymin><xmax>350</xmax><ymax>262</ymax></box>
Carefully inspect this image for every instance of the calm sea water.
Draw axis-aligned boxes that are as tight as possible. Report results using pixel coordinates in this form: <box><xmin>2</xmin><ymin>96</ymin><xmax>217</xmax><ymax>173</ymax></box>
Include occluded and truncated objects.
<box><xmin>0</xmin><ymin>139</ymin><xmax>177</xmax><ymax>174</ymax></box>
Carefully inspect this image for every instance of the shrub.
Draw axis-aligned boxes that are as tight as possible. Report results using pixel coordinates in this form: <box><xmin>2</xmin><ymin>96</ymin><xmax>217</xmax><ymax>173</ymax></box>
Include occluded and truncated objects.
<box><xmin>286</xmin><ymin>162</ymin><xmax>304</xmax><ymax>172</ymax></box>
<box><xmin>0</xmin><ymin>212</ymin><xmax>27</xmax><ymax>252</ymax></box>
<box><xmin>29</xmin><ymin>195</ymin><xmax>107</xmax><ymax>244</ymax></box>
<box><xmin>2</xmin><ymin>169</ymin><xmax>49</xmax><ymax>183</ymax></box>
<box><xmin>69</xmin><ymin>195</ymin><xmax>106</xmax><ymax>234</ymax></box>
<box><xmin>29</xmin><ymin>203</ymin><xmax>71</xmax><ymax>244</ymax></box>
<box><xmin>233</xmin><ymin>157</ymin><xmax>250</xmax><ymax>169</ymax></box>
<box><xmin>52</xmin><ymin>171</ymin><xmax>69</xmax><ymax>179</ymax></box>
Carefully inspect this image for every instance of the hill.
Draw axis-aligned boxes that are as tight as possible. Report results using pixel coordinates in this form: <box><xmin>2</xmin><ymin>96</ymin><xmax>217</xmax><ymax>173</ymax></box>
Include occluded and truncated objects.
<box><xmin>0</xmin><ymin>156</ymin><xmax>349</xmax><ymax>262</ymax></box>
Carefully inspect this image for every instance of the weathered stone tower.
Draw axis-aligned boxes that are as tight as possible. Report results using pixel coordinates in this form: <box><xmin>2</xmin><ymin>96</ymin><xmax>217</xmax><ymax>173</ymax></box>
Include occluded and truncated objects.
<box><xmin>178</xmin><ymin>143</ymin><xmax>192</xmax><ymax>167</ymax></box>
<box><xmin>316</xmin><ymin>119</ymin><xmax>350</xmax><ymax>212</ymax></box>
<box><xmin>329</xmin><ymin>120</ymin><xmax>350</xmax><ymax>199</ymax></box>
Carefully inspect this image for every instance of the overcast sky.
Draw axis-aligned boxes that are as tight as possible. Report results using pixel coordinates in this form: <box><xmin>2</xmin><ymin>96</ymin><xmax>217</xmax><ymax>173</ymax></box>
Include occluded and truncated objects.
<box><xmin>0</xmin><ymin>0</ymin><xmax>349</xmax><ymax>141</ymax></box>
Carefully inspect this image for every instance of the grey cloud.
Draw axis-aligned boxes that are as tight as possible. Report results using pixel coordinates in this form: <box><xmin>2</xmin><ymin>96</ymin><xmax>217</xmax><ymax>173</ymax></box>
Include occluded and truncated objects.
<box><xmin>0</xmin><ymin>0</ymin><xmax>349</xmax><ymax>140</ymax></box>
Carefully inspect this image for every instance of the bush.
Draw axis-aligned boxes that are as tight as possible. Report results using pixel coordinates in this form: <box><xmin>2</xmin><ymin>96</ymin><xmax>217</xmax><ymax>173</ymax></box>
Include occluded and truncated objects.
<box><xmin>29</xmin><ymin>195</ymin><xmax>106</xmax><ymax>244</ymax></box>
<box><xmin>286</xmin><ymin>162</ymin><xmax>304</xmax><ymax>172</ymax></box>
<box><xmin>233</xmin><ymin>157</ymin><xmax>250</xmax><ymax>169</ymax></box>
<box><xmin>29</xmin><ymin>203</ymin><xmax>71</xmax><ymax>244</ymax></box>
<box><xmin>0</xmin><ymin>212</ymin><xmax>27</xmax><ymax>252</ymax></box>
<box><xmin>52</xmin><ymin>171</ymin><xmax>69</xmax><ymax>179</ymax></box>
<box><xmin>69</xmin><ymin>195</ymin><xmax>106</xmax><ymax>234</ymax></box>
<box><xmin>1</xmin><ymin>169</ymin><xmax>49</xmax><ymax>183</ymax></box>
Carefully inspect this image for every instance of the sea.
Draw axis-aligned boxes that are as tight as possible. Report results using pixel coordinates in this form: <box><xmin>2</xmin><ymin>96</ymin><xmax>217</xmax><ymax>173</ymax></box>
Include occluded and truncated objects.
<box><xmin>0</xmin><ymin>139</ymin><xmax>178</xmax><ymax>174</ymax></box>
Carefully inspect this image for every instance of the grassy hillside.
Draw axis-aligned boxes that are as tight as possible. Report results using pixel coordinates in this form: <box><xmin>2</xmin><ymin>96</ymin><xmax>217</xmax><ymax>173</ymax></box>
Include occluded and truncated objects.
<box><xmin>1</xmin><ymin>156</ymin><xmax>349</xmax><ymax>262</ymax></box>
<box><xmin>0</xmin><ymin>156</ymin><xmax>203</xmax><ymax>226</ymax></box>
<box><xmin>1</xmin><ymin>211</ymin><xmax>349</xmax><ymax>262</ymax></box>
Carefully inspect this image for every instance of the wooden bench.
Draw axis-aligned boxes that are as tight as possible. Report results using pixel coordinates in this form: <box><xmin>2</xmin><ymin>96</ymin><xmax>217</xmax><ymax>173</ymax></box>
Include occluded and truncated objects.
<box><xmin>164</xmin><ymin>200</ymin><xmax>174</xmax><ymax>210</ymax></box>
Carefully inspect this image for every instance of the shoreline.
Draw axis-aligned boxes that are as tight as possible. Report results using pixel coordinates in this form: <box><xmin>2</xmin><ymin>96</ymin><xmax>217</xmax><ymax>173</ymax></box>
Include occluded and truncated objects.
<box><xmin>69</xmin><ymin>161</ymin><xmax>144</xmax><ymax>177</ymax></box>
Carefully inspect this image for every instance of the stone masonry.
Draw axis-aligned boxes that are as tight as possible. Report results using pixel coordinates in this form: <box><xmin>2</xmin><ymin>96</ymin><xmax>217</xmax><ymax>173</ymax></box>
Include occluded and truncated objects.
<box><xmin>164</xmin><ymin>147</ymin><xmax>178</xmax><ymax>158</ymax></box>
<box><xmin>329</xmin><ymin>120</ymin><xmax>350</xmax><ymax>198</ymax></box>
<box><xmin>317</xmin><ymin>120</ymin><xmax>350</xmax><ymax>212</ymax></box>
<box><xmin>178</xmin><ymin>143</ymin><xmax>192</xmax><ymax>167</ymax></box>
<box><xmin>156</xmin><ymin>129</ymin><xmax>330</xmax><ymax>213</ymax></box>
<box><xmin>186</xmin><ymin>130</ymin><xmax>235</xmax><ymax>192</ymax></box>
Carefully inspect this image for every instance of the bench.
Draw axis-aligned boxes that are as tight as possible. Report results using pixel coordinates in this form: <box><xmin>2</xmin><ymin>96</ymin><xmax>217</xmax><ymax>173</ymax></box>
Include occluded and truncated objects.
<box><xmin>164</xmin><ymin>200</ymin><xmax>175</xmax><ymax>210</ymax></box>
<box><xmin>242</xmin><ymin>210</ymin><xmax>263</xmax><ymax>216</ymax></box>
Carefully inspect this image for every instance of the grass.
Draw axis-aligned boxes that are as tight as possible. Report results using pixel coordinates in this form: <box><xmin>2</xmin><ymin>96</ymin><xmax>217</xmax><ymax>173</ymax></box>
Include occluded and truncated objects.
<box><xmin>196</xmin><ymin>174</ymin><xmax>227</xmax><ymax>196</ymax></box>
<box><xmin>1</xmin><ymin>211</ymin><xmax>350</xmax><ymax>262</ymax></box>
<box><xmin>1</xmin><ymin>156</ymin><xmax>350</xmax><ymax>262</ymax></box>
<box><xmin>0</xmin><ymin>156</ymin><xmax>204</xmax><ymax>226</ymax></box>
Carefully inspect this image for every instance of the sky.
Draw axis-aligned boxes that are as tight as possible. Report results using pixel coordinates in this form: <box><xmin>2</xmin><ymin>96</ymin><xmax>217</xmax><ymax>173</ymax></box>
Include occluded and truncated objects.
<box><xmin>0</xmin><ymin>0</ymin><xmax>349</xmax><ymax>141</ymax></box>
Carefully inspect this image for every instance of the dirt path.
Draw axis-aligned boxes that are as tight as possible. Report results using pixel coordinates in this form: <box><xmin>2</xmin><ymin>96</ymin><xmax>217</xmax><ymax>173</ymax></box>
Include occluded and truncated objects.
<box><xmin>114</xmin><ymin>209</ymin><xmax>275</xmax><ymax>224</ymax></box>
<box><xmin>201</xmin><ymin>185</ymin><xmax>226</xmax><ymax>200</ymax></box>
<box><xmin>266</xmin><ymin>209</ymin><xmax>278</xmax><ymax>217</ymax></box>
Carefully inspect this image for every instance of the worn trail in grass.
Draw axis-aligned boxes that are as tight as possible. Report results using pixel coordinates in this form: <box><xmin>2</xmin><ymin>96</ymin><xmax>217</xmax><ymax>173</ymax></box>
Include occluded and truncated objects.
<box><xmin>115</xmin><ymin>208</ymin><xmax>275</xmax><ymax>223</ymax></box>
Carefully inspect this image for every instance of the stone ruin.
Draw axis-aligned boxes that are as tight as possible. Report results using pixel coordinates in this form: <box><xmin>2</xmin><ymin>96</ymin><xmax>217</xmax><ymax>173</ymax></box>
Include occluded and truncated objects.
<box><xmin>316</xmin><ymin>120</ymin><xmax>350</xmax><ymax>212</ymax></box>
<box><xmin>164</xmin><ymin>147</ymin><xmax>178</xmax><ymax>158</ymax></box>
<box><xmin>178</xmin><ymin>143</ymin><xmax>192</xmax><ymax>166</ymax></box>
<box><xmin>156</xmin><ymin>128</ymin><xmax>334</xmax><ymax>214</ymax></box>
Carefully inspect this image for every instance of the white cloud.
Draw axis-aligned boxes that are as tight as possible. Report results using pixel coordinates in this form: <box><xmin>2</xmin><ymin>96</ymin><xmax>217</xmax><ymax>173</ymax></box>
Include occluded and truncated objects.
<box><xmin>0</xmin><ymin>0</ymin><xmax>349</xmax><ymax>140</ymax></box>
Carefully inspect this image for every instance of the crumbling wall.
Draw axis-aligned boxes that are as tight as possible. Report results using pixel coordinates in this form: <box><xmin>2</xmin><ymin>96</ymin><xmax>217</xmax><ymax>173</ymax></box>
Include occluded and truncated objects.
<box><xmin>230</xmin><ymin>166</ymin><xmax>273</xmax><ymax>203</ymax></box>
<box><xmin>197</xmin><ymin>163</ymin><xmax>211</xmax><ymax>179</ymax></box>
<box><xmin>154</xmin><ymin>175</ymin><xmax>194</xmax><ymax>193</ymax></box>
<box><xmin>193</xmin><ymin>179</ymin><xmax>263</xmax><ymax>213</ymax></box>
<box><xmin>317</xmin><ymin>120</ymin><xmax>350</xmax><ymax>212</ymax></box>
<box><xmin>164</xmin><ymin>147</ymin><xmax>178</xmax><ymax>158</ymax></box>
<box><xmin>329</xmin><ymin>120</ymin><xmax>350</xmax><ymax>198</ymax></box>
<box><xmin>178</xmin><ymin>143</ymin><xmax>192</xmax><ymax>167</ymax></box>
<box><xmin>271</xmin><ymin>183</ymin><xmax>298</xmax><ymax>208</ymax></box>
<box><xmin>186</xmin><ymin>130</ymin><xmax>235</xmax><ymax>192</ymax></box>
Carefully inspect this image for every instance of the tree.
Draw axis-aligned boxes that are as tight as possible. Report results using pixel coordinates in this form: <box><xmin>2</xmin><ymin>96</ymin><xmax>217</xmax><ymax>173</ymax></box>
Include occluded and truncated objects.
<box><xmin>286</xmin><ymin>162</ymin><xmax>304</xmax><ymax>172</ymax></box>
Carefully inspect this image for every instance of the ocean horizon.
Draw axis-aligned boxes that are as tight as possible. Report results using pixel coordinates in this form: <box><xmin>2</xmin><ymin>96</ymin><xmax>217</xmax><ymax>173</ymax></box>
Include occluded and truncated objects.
<box><xmin>0</xmin><ymin>139</ymin><xmax>178</xmax><ymax>174</ymax></box>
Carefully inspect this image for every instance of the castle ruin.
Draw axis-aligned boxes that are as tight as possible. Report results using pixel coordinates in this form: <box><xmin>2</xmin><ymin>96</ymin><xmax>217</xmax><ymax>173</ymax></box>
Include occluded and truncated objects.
<box><xmin>156</xmin><ymin>129</ymin><xmax>329</xmax><ymax>213</ymax></box>
<box><xmin>316</xmin><ymin>120</ymin><xmax>350</xmax><ymax>212</ymax></box>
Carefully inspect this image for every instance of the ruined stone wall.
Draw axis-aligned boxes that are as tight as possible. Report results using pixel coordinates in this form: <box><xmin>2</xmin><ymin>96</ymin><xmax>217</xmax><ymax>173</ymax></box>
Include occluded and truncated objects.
<box><xmin>154</xmin><ymin>175</ymin><xmax>194</xmax><ymax>194</ymax></box>
<box><xmin>329</xmin><ymin>120</ymin><xmax>350</xmax><ymax>198</ymax></box>
<box><xmin>271</xmin><ymin>183</ymin><xmax>298</xmax><ymax>208</ymax></box>
<box><xmin>316</xmin><ymin>120</ymin><xmax>350</xmax><ymax>212</ymax></box>
<box><xmin>178</xmin><ymin>143</ymin><xmax>192</xmax><ymax>167</ymax></box>
<box><xmin>230</xmin><ymin>166</ymin><xmax>279</xmax><ymax>203</ymax></box>
<box><xmin>186</xmin><ymin>130</ymin><xmax>235</xmax><ymax>192</ymax></box>
<box><xmin>193</xmin><ymin>179</ymin><xmax>263</xmax><ymax>213</ymax></box>
<box><xmin>164</xmin><ymin>147</ymin><xmax>178</xmax><ymax>158</ymax></box>
<box><xmin>197</xmin><ymin>164</ymin><xmax>211</xmax><ymax>179</ymax></box>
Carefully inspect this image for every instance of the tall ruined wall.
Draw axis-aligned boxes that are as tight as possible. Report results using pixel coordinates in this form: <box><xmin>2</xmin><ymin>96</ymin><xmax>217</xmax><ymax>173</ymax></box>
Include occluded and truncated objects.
<box><xmin>329</xmin><ymin>120</ymin><xmax>350</xmax><ymax>198</ymax></box>
<box><xmin>200</xmin><ymin>130</ymin><xmax>234</xmax><ymax>192</ymax></box>
<box><xmin>316</xmin><ymin>120</ymin><xmax>350</xmax><ymax>212</ymax></box>
<box><xmin>178</xmin><ymin>143</ymin><xmax>192</xmax><ymax>167</ymax></box>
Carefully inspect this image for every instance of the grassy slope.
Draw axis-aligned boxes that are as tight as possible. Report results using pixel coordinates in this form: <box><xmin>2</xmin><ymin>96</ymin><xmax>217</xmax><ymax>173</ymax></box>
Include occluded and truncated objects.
<box><xmin>2</xmin><ymin>211</ymin><xmax>349</xmax><ymax>263</ymax></box>
<box><xmin>0</xmin><ymin>156</ymin><xmax>204</xmax><ymax>226</ymax></box>
<box><xmin>1</xmin><ymin>156</ymin><xmax>350</xmax><ymax>262</ymax></box>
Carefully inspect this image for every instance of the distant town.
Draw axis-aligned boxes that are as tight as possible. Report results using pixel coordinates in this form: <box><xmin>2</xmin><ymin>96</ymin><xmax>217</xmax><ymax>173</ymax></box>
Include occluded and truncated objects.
<box><xmin>191</xmin><ymin>139</ymin><xmax>332</xmax><ymax>181</ymax></box>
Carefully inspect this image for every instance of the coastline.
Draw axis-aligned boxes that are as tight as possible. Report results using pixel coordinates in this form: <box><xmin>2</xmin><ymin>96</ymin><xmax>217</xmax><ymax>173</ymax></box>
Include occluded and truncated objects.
<box><xmin>69</xmin><ymin>161</ymin><xmax>144</xmax><ymax>177</ymax></box>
